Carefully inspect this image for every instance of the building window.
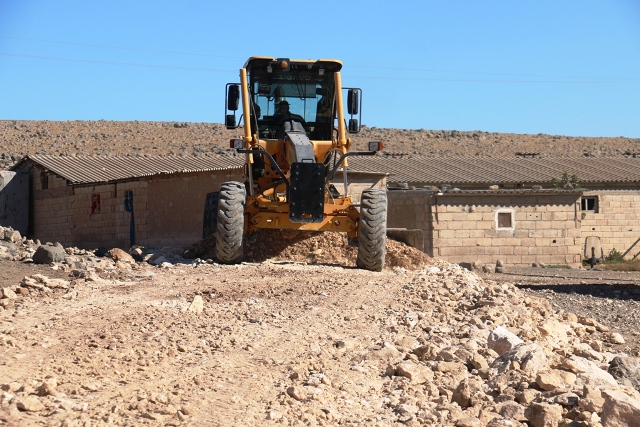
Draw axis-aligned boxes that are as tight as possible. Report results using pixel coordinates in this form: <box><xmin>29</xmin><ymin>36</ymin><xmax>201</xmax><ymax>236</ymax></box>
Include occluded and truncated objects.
<box><xmin>495</xmin><ymin>209</ymin><xmax>515</xmax><ymax>230</ymax></box>
<box><xmin>581</xmin><ymin>196</ymin><xmax>598</xmax><ymax>212</ymax></box>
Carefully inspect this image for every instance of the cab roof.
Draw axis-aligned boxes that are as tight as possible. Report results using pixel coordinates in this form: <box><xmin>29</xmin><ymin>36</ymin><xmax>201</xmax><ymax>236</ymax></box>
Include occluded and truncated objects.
<box><xmin>243</xmin><ymin>56</ymin><xmax>342</xmax><ymax>71</ymax></box>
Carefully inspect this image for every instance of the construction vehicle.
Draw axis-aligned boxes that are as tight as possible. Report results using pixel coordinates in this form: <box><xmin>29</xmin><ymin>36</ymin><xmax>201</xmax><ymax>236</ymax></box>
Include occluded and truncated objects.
<box><xmin>207</xmin><ymin>56</ymin><xmax>387</xmax><ymax>271</ymax></box>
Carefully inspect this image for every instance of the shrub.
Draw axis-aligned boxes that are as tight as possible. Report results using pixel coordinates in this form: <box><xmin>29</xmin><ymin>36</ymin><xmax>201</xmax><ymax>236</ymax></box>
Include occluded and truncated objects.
<box><xmin>604</xmin><ymin>248</ymin><xmax>625</xmax><ymax>264</ymax></box>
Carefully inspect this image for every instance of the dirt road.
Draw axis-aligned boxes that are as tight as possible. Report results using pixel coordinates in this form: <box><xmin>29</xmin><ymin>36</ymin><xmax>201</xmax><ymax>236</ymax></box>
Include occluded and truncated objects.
<box><xmin>3</xmin><ymin>246</ymin><xmax>640</xmax><ymax>426</ymax></box>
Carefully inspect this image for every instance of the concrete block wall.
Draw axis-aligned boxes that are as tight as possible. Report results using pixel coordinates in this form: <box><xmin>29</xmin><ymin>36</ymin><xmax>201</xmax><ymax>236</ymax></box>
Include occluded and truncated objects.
<box><xmin>387</xmin><ymin>190</ymin><xmax>434</xmax><ymax>256</ymax></box>
<box><xmin>144</xmin><ymin>170</ymin><xmax>242</xmax><ymax>248</ymax></box>
<box><xmin>433</xmin><ymin>194</ymin><xmax>582</xmax><ymax>267</ymax></box>
<box><xmin>580</xmin><ymin>190</ymin><xmax>640</xmax><ymax>259</ymax></box>
<box><xmin>0</xmin><ymin>171</ymin><xmax>29</xmax><ymax>234</ymax></box>
<box><xmin>32</xmin><ymin>168</ymin><xmax>74</xmax><ymax>245</ymax></box>
<box><xmin>69</xmin><ymin>182</ymin><xmax>147</xmax><ymax>249</ymax></box>
<box><xmin>387</xmin><ymin>190</ymin><xmax>583</xmax><ymax>267</ymax></box>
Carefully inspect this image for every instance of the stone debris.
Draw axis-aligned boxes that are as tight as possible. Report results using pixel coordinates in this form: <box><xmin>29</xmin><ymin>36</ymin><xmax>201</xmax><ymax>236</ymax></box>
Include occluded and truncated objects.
<box><xmin>1</xmin><ymin>224</ymin><xmax>640</xmax><ymax>425</ymax></box>
<box><xmin>32</xmin><ymin>242</ymin><xmax>66</xmax><ymax>264</ymax></box>
<box><xmin>187</xmin><ymin>295</ymin><xmax>204</xmax><ymax>314</ymax></box>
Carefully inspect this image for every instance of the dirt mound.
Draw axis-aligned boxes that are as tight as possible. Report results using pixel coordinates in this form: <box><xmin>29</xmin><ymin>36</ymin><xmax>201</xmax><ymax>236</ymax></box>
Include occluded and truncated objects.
<box><xmin>186</xmin><ymin>229</ymin><xmax>432</xmax><ymax>270</ymax></box>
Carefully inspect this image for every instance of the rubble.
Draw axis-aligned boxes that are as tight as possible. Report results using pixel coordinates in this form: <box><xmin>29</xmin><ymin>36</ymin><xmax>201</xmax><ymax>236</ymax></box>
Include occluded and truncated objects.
<box><xmin>1</xmin><ymin>224</ymin><xmax>640</xmax><ymax>425</ymax></box>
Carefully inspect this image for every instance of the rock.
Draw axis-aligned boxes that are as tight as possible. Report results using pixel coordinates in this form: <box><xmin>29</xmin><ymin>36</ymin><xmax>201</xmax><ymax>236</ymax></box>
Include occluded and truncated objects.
<box><xmin>286</xmin><ymin>386</ymin><xmax>307</xmax><ymax>401</ymax></box>
<box><xmin>610</xmin><ymin>332</ymin><xmax>626</xmax><ymax>345</ymax></box>
<box><xmin>600</xmin><ymin>389</ymin><xmax>640</xmax><ymax>427</ymax></box>
<box><xmin>108</xmin><ymin>248</ymin><xmax>136</xmax><ymax>264</ymax></box>
<box><xmin>579</xmin><ymin>385</ymin><xmax>606</xmax><ymax>413</ymax></box>
<box><xmin>32</xmin><ymin>243</ymin><xmax>65</xmax><ymax>264</ymax></box>
<box><xmin>16</xmin><ymin>395</ymin><xmax>46</xmax><ymax>412</ymax></box>
<box><xmin>94</xmin><ymin>247</ymin><xmax>108</xmax><ymax>257</ymax></box>
<box><xmin>128</xmin><ymin>245</ymin><xmax>145</xmax><ymax>260</ymax></box>
<box><xmin>538</xmin><ymin>318</ymin><xmax>570</xmax><ymax>346</ymax></box>
<box><xmin>608</xmin><ymin>355</ymin><xmax>640</xmax><ymax>390</ymax></box>
<box><xmin>1</xmin><ymin>287</ymin><xmax>17</xmax><ymax>299</ymax></box>
<box><xmin>37</xmin><ymin>377</ymin><xmax>58</xmax><ymax>396</ymax></box>
<box><xmin>150</xmin><ymin>255</ymin><xmax>170</xmax><ymax>266</ymax></box>
<box><xmin>452</xmin><ymin>378</ymin><xmax>484</xmax><ymax>408</ymax></box>
<box><xmin>188</xmin><ymin>295</ymin><xmax>204</xmax><ymax>314</ymax></box>
<box><xmin>492</xmin><ymin>343</ymin><xmax>548</xmax><ymax>377</ymax></box>
<box><xmin>394</xmin><ymin>361</ymin><xmax>434</xmax><ymax>384</ymax></box>
<box><xmin>4</xmin><ymin>229</ymin><xmax>21</xmax><ymax>243</ymax></box>
<box><xmin>516</xmin><ymin>389</ymin><xmax>541</xmax><ymax>405</ymax></box>
<box><xmin>495</xmin><ymin>401</ymin><xmax>527</xmax><ymax>421</ymax></box>
<box><xmin>488</xmin><ymin>326</ymin><xmax>523</xmax><ymax>356</ymax></box>
<box><xmin>535</xmin><ymin>369</ymin><xmax>577</xmax><ymax>391</ymax></box>
<box><xmin>455</xmin><ymin>418</ymin><xmax>482</xmax><ymax>427</ymax></box>
<box><xmin>553</xmin><ymin>392</ymin><xmax>579</xmax><ymax>406</ymax></box>
<box><xmin>561</xmin><ymin>356</ymin><xmax>619</xmax><ymax>389</ymax></box>
<box><xmin>524</xmin><ymin>402</ymin><xmax>563</xmax><ymax>427</ymax></box>
<box><xmin>482</xmin><ymin>264</ymin><xmax>495</xmax><ymax>274</ymax></box>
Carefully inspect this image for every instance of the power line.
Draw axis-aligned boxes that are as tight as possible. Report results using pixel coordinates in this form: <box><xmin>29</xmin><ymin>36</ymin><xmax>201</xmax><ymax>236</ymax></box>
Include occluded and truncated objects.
<box><xmin>0</xmin><ymin>52</ymin><xmax>235</xmax><ymax>73</ymax></box>
<box><xmin>345</xmin><ymin>74</ymin><xmax>633</xmax><ymax>84</ymax></box>
<box><xmin>349</xmin><ymin>64</ymin><xmax>637</xmax><ymax>82</ymax></box>
<box><xmin>2</xmin><ymin>34</ymin><xmax>638</xmax><ymax>83</ymax></box>
<box><xmin>0</xmin><ymin>35</ymin><xmax>242</xmax><ymax>59</ymax></box>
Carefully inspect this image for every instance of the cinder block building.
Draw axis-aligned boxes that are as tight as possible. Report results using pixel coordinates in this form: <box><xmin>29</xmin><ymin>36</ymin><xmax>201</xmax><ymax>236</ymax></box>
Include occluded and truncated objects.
<box><xmin>9</xmin><ymin>154</ymin><xmax>244</xmax><ymax>248</ymax></box>
<box><xmin>7</xmin><ymin>153</ymin><xmax>640</xmax><ymax>267</ymax></box>
<box><xmin>349</xmin><ymin>155</ymin><xmax>640</xmax><ymax>267</ymax></box>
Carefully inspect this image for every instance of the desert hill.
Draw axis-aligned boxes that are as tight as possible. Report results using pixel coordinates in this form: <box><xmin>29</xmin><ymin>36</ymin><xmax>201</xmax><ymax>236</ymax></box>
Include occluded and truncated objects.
<box><xmin>2</xmin><ymin>120</ymin><xmax>640</xmax><ymax>170</ymax></box>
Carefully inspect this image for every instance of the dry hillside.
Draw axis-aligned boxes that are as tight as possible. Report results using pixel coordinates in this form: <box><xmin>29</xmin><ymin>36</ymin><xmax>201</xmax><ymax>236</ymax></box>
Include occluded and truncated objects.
<box><xmin>2</xmin><ymin>120</ymin><xmax>640</xmax><ymax>170</ymax></box>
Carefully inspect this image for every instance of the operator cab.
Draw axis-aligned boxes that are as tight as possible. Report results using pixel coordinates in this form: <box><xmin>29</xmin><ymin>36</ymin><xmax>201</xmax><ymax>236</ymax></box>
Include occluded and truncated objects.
<box><xmin>246</xmin><ymin>57</ymin><xmax>341</xmax><ymax>141</ymax></box>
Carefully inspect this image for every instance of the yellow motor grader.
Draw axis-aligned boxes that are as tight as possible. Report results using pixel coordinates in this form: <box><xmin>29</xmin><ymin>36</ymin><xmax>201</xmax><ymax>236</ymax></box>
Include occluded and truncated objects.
<box><xmin>207</xmin><ymin>56</ymin><xmax>387</xmax><ymax>271</ymax></box>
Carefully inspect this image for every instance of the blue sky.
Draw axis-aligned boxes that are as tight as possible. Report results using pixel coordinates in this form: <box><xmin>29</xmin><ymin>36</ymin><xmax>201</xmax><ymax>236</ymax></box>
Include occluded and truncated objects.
<box><xmin>1</xmin><ymin>0</ymin><xmax>639</xmax><ymax>137</ymax></box>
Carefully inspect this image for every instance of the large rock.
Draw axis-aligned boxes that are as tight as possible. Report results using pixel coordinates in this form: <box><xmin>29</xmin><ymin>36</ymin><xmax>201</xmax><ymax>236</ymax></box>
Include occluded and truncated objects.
<box><xmin>1</xmin><ymin>287</ymin><xmax>17</xmax><ymax>299</ymax></box>
<box><xmin>394</xmin><ymin>361</ymin><xmax>434</xmax><ymax>384</ymax></box>
<box><xmin>561</xmin><ymin>356</ymin><xmax>619</xmax><ymax>389</ymax></box>
<box><xmin>452</xmin><ymin>378</ymin><xmax>485</xmax><ymax>408</ymax></box>
<box><xmin>15</xmin><ymin>395</ymin><xmax>46</xmax><ymax>412</ymax></box>
<box><xmin>535</xmin><ymin>369</ymin><xmax>577</xmax><ymax>391</ymax></box>
<box><xmin>492</xmin><ymin>343</ymin><xmax>548</xmax><ymax>377</ymax></box>
<box><xmin>600</xmin><ymin>389</ymin><xmax>640</xmax><ymax>427</ymax></box>
<box><xmin>3</xmin><ymin>228</ymin><xmax>21</xmax><ymax>243</ymax></box>
<box><xmin>488</xmin><ymin>326</ymin><xmax>523</xmax><ymax>356</ymax></box>
<box><xmin>108</xmin><ymin>248</ymin><xmax>136</xmax><ymax>265</ymax></box>
<box><xmin>32</xmin><ymin>243</ymin><xmax>65</xmax><ymax>264</ymax></box>
<box><xmin>608</xmin><ymin>355</ymin><xmax>640</xmax><ymax>391</ymax></box>
<box><xmin>524</xmin><ymin>402</ymin><xmax>563</xmax><ymax>427</ymax></box>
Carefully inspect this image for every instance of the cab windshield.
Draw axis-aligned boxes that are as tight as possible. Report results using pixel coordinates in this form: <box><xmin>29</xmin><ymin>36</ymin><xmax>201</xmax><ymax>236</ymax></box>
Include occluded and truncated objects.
<box><xmin>248</xmin><ymin>65</ymin><xmax>336</xmax><ymax>140</ymax></box>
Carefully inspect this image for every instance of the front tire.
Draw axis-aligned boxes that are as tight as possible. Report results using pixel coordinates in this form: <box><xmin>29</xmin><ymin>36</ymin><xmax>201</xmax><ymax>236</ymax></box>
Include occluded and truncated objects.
<box><xmin>215</xmin><ymin>182</ymin><xmax>246</xmax><ymax>264</ymax></box>
<box><xmin>356</xmin><ymin>188</ymin><xmax>387</xmax><ymax>271</ymax></box>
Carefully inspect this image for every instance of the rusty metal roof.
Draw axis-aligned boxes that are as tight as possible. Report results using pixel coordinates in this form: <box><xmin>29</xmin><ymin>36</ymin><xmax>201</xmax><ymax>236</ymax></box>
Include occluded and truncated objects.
<box><xmin>347</xmin><ymin>155</ymin><xmax>640</xmax><ymax>185</ymax></box>
<box><xmin>11</xmin><ymin>154</ymin><xmax>244</xmax><ymax>185</ymax></box>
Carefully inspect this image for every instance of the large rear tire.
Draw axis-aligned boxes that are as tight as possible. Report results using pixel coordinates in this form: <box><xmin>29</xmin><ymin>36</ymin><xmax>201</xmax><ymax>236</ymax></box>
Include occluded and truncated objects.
<box><xmin>356</xmin><ymin>188</ymin><xmax>387</xmax><ymax>271</ymax></box>
<box><xmin>215</xmin><ymin>182</ymin><xmax>246</xmax><ymax>264</ymax></box>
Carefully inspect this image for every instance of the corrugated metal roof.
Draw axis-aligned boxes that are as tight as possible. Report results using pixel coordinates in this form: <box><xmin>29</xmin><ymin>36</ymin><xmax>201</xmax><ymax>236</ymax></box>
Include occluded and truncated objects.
<box><xmin>12</xmin><ymin>153</ymin><xmax>640</xmax><ymax>187</ymax></box>
<box><xmin>347</xmin><ymin>155</ymin><xmax>640</xmax><ymax>185</ymax></box>
<box><xmin>13</xmin><ymin>154</ymin><xmax>244</xmax><ymax>185</ymax></box>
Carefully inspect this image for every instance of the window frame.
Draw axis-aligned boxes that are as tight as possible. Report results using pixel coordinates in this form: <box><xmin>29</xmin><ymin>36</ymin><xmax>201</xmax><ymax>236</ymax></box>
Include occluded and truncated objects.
<box><xmin>581</xmin><ymin>196</ymin><xmax>598</xmax><ymax>213</ymax></box>
<box><xmin>495</xmin><ymin>209</ymin><xmax>516</xmax><ymax>231</ymax></box>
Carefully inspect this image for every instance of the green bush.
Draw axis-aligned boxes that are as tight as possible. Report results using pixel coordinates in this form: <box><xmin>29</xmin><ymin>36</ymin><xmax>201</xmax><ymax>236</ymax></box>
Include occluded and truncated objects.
<box><xmin>604</xmin><ymin>248</ymin><xmax>625</xmax><ymax>264</ymax></box>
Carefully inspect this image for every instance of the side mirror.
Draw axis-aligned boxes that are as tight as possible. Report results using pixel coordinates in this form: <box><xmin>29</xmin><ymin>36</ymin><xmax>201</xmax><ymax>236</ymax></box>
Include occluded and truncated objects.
<box><xmin>227</xmin><ymin>84</ymin><xmax>240</xmax><ymax>111</ymax></box>
<box><xmin>347</xmin><ymin>89</ymin><xmax>359</xmax><ymax>115</ymax></box>
<box><xmin>225</xmin><ymin>114</ymin><xmax>236</xmax><ymax>128</ymax></box>
<box><xmin>348</xmin><ymin>119</ymin><xmax>359</xmax><ymax>133</ymax></box>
